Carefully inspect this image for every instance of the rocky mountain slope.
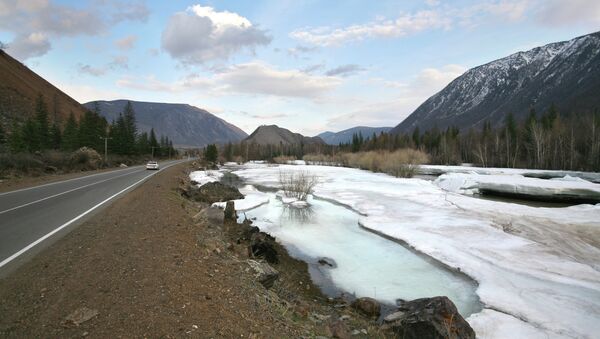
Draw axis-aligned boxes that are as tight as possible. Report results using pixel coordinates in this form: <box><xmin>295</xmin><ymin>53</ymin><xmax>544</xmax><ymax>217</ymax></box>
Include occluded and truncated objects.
<box><xmin>0</xmin><ymin>50</ymin><xmax>87</xmax><ymax>128</ymax></box>
<box><xmin>245</xmin><ymin>125</ymin><xmax>325</xmax><ymax>145</ymax></box>
<box><xmin>392</xmin><ymin>31</ymin><xmax>600</xmax><ymax>134</ymax></box>
<box><xmin>85</xmin><ymin>100</ymin><xmax>247</xmax><ymax>147</ymax></box>
<box><xmin>317</xmin><ymin>126</ymin><xmax>392</xmax><ymax>145</ymax></box>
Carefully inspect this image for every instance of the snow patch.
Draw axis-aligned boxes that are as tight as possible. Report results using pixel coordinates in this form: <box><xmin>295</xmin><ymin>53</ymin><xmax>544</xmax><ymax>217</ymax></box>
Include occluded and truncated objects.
<box><xmin>212</xmin><ymin>185</ymin><xmax>269</xmax><ymax>211</ymax></box>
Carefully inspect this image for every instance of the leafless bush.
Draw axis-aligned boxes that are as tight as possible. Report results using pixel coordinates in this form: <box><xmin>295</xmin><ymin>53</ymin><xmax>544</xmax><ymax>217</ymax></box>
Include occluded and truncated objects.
<box><xmin>303</xmin><ymin>149</ymin><xmax>429</xmax><ymax>178</ymax></box>
<box><xmin>278</xmin><ymin>170</ymin><xmax>319</xmax><ymax>201</ymax></box>
<box><xmin>272</xmin><ymin>155</ymin><xmax>296</xmax><ymax>164</ymax></box>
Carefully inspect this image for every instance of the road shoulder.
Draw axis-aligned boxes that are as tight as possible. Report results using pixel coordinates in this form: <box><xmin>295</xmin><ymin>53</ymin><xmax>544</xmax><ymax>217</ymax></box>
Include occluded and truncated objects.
<box><xmin>0</xmin><ymin>161</ymin><xmax>382</xmax><ymax>337</ymax></box>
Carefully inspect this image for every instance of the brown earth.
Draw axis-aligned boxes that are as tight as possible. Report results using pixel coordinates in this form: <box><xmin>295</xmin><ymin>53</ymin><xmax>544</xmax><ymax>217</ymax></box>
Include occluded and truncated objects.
<box><xmin>0</xmin><ymin>162</ymin><xmax>384</xmax><ymax>338</ymax></box>
<box><xmin>0</xmin><ymin>50</ymin><xmax>87</xmax><ymax>128</ymax></box>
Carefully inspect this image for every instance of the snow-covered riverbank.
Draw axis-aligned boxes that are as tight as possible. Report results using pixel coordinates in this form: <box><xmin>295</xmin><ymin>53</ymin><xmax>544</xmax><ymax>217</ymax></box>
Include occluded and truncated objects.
<box><xmin>221</xmin><ymin>163</ymin><xmax>600</xmax><ymax>339</ymax></box>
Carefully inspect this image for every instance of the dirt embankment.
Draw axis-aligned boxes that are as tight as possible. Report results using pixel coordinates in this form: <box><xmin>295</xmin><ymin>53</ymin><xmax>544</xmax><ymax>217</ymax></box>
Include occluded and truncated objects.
<box><xmin>0</xmin><ymin>162</ymin><xmax>382</xmax><ymax>338</ymax></box>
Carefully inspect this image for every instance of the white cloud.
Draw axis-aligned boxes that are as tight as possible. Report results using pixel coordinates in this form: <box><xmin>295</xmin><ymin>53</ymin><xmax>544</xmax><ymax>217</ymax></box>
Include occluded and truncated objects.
<box><xmin>6</xmin><ymin>32</ymin><xmax>51</xmax><ymax>59</ymax></box>
<box><xmin>290</xmin><ymin>1</ymin><xmax>532</xmax><ymax>47</ymax></box>
<box><xmin>161</xmin><ymin>5</ymin><xmax>271</xmax><ymax>64</ymax></box>
<box><xmin>535</xmin><ymin>0</ymin><xmax>600</xmax><ymax>28</ymax></box>
<box><xmin>118</xmin><ymin>62</ymin><xmax>341</xmax><ymax>99</ymax></box>
<box><xmin>290</xmin><ymin>10</ymin><xmax>450</xmax><ymax>46</ymax></box>
<box><xmin>0</xmin><ymin>0</ymin><xmax>150</xmax><ymax>60</ymax></box>
<box><xmin>327</xmin><ymin>64</ymin><xmax>466</xmax><ymax>130</ymax></box>
<box><xmin>115</xmin><ymin>35</ymin><xmax>137</xmax><ymax>50</ymax></box>
<box><xmin>77</xmin><ymin>55</ymin><xmax>129</xmax><ymax>77</ymax></box>
<box><xmin>215</xmin><ymin>62</ymin><xmax>340</xmax><ymax>98</ymax></box>
<box><xmin>287</xmin><ymin>45</ymin><xmax>318</xmax><ymax>57</ymax></box>
<box><xmin>78</xmin><ymin>64</ymin><xmax>106</xmax><ymax>77</ymax></box>
<box><xmin>325</xmin><ymin>64</ymin><xmax>366</xmax><ymax>77</ymax></box>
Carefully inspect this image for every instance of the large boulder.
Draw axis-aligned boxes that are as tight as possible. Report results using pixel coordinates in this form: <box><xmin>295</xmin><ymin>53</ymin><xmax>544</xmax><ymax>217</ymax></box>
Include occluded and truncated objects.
<box><xmin>185</xmin><ymin>182</ymin><xmax>243</xmax><ymax>204</ymax></box>
<box><xmin>351</xmin><ymin>297</ymin><xmax>381</xmax><ymax>318</ymax></box>
<box><xmin>247</xmin><ymin>260</ymin><xmax>279</xmax><ymax>289</ymax></box>
<box><xmin>248</xmin><ymin>232</ymin><xmax>279</xmax><ymax>264</ymax></box>
<box><xmin>382</xmin><ymin>296</ymin><xmax>475</xmax><ymax>339</ymax></box>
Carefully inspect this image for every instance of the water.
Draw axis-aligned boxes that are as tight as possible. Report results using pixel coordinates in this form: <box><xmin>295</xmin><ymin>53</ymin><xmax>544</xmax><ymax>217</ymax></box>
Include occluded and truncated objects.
<box><xmin>240</xmin><ymin>192</ymin><xmax>482</xmax><ymax>317</ymax></box>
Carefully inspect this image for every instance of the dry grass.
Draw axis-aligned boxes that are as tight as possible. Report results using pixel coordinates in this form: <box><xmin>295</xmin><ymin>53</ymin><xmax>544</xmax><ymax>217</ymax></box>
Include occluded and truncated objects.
<box><xmin>278</xmin><ymin>170</ymin><xmax>319</xmax><ymax>201</ymax></box>
<box><xmin>304</xmin><ymin>149</ymin><xmax>429</xmax><ymax>178</ymax></box>
<box><xmin>272</xmin><ymin>155</ymin><xmax>297</xmax><ymax>164</ymax></box>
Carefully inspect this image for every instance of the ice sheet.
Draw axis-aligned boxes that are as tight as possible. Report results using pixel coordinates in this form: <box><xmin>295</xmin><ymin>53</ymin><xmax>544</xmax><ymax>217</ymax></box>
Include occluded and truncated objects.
<box><xmin>231</xmin><ymin>163</ymin><xmax>600</xmax><ymax>339</ymax></box>
<box><xmin>419</xmin><ymin>164</ymin><xmax>600</xmax><ymax>183</ymax></box>
<box><xmin>212</xmin><ymin>185</ymin><xmax>270</xmax><ymax>211</ymax></box>
<box><xmin>434</xmin><ymin>172</ymin><xmax>600</xmax><ymax>201</ymax></box>
<box><xmin>189</xmin><ymin>170</ymin><xmax>224</xmax><ymax>186</ymax></box>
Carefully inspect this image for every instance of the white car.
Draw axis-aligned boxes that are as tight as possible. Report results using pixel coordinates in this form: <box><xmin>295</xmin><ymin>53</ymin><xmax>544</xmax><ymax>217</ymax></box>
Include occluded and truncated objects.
<box><xmin>146</xmin><ymin>161</ymin><xmax>159</xmax><ymax>170</ymax></box>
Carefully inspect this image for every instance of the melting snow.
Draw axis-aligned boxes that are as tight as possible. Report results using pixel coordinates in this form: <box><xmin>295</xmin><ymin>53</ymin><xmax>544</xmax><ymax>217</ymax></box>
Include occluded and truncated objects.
<box><xmin>229</xmin><ymin>163</ymin><xmax>600</xmax><ymax>339</ymax></box>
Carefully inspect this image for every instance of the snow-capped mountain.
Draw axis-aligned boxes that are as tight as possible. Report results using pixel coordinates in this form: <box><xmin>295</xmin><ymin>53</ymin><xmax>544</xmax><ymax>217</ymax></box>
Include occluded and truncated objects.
<box><xmin>317</xmin><ymin>126</ymin><xmax>392</xmax><ymax>145</ymax></box>
<box><xmin>392</xmin><ymin>31</ymin><xmax>600</xmax><ymax>134</ymax></box>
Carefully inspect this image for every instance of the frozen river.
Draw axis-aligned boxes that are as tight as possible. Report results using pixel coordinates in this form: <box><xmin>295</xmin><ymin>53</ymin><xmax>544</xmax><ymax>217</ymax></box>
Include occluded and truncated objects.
<box><xmin>193</xmin><ymin>162</ymin><xmax>600</xmax><ymax>338</ymax></box>
<box><xmin>240</xmin><ymin>192</ymin><xmax>481</xmax><ymax>317</ymax></box>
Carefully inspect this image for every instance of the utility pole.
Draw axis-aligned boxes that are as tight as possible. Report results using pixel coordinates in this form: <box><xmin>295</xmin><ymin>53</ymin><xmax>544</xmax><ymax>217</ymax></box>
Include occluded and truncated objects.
<box><xmin>100</xmin><ymin>136</ymin><xmax>112</xmax><ymax>164</ymax></box>
<box><xmin>151</xmin><ymin>146</ymin><xmax>158</xmax><ymax>159</ymax></box>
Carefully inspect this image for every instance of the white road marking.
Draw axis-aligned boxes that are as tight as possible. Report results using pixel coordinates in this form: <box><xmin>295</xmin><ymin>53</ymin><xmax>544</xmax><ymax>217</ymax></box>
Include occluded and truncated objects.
<box><xmin>0</xmin><ymin>165</ymin><xmax>144</xmax><ymax>197</ymax></box>
<box><xmin>0</xmin><ymin>169</ymin><xmax>144</xmax><ymax>215</ymax></box>
<box><xmin>0</xmin><ymin>160</ymin><xmax>182</xmax><ymax>269</ymax></box>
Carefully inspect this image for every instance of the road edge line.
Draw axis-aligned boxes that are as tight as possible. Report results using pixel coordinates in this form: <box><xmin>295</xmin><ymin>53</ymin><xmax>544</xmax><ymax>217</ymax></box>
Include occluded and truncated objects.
<box><xmin>0</xmin><ymin>161</ymin><xmax>181</xmax><ymax>269</ymax></box>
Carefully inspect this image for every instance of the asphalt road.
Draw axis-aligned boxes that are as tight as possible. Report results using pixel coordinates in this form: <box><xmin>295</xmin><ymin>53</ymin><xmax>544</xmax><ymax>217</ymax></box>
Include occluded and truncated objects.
<box><xmin>0</xmin><ymin>159</ymin><xmax>186</xmax><ymax>274</ymax></box>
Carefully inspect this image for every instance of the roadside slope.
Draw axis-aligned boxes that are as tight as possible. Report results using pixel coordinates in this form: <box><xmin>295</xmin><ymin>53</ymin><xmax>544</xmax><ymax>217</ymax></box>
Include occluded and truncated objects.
<box><xmin>0</xmin><ymin>163</ymin><xmax>302</xmax><ymax>337</ymax></box>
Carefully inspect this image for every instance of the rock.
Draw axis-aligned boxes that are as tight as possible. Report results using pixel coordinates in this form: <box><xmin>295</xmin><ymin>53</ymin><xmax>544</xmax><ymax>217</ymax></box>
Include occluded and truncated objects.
<box><xmin>185</xmin><ymin>182</ymin><xmax>243</xmax><ymax>204</ymax></box>
<box><xmin>44</xmin><ymin>165</ymin><xmax>57</xmax><ymax>173</ymax></box>
<box><xmin>351</xmin><ymin>297</ymin><xmax>381</xmax><ymax>318</ymax></box>
<box><xmin>119</xmin><ymin>163</ymin><xmax>128</xmax><ymax>168</ymax></box>
<box><xmin>64</xmin><ymin>307</ymin><xmax>99</xmax><ymax>326</ymax></box>
<box><xmin>248</xmin><ymin>232</ymin><xmax>279</xmax><ymax>264</ymax></box>
<box><xmin>224</xmin><ymin>201</ymin><xmax>237</xmax><ymax>223</ymax></box>
<box><xmin>328</xmin><ymin>319</ymin><xmax>350</xmax><ymax>339</ymax></box>
<box><xmin>317</xmin><ymin>257</ymin><xmax>337</xmax><ymax>268</ymax></box>
<box><xmin>383</xmin><ymin>310</ymin><xmax>405</xmax><ymax>323</ymax></box>
<box><xmin>246</xmin><ymin>260</ymin><xmax>279</xmax><ymax>289</ymax></box>
<box><xmin>381</xmin><ymin>296</ymin><xmax>475</xmax><ymax>339</ymax></box>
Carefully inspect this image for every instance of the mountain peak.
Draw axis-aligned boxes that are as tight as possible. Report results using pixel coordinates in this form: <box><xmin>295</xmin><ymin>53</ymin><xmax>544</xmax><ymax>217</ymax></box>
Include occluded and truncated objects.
<box><xmin>245</xmin><ymin>124</ymin><xmax>325</xmax><ymax>145</ymax></box>
<box><xmin>391</xmin><ymin>31</ymin><xmax>600</xmax><ymax>134</ymax></box>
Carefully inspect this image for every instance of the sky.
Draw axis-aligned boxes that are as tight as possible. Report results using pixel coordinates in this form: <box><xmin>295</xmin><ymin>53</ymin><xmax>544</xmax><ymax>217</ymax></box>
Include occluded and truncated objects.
<box><xmin>0</xmin><ymin>0</ymin><xmax>599</xmax><ymax>136</ymax></box>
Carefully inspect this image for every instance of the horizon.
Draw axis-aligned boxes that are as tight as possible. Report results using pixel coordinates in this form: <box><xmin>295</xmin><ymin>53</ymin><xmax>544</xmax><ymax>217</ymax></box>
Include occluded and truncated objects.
<box><xmin>1</xmin><ymin>0</ymin><xmax>599</xmax><ymax>136</ymax></box>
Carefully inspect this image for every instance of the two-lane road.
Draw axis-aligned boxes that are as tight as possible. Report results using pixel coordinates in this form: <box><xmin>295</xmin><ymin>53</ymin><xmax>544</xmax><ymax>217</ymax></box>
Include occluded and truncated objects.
<box><xmin>0</xmin><ymin>159</ymin><xmax>186</xmax><ymax>274</ymax></box>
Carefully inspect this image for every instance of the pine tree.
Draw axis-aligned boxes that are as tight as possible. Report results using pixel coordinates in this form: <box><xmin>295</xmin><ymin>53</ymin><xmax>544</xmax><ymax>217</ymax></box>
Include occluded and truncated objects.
<box><xmin>61</xmin><ymin>112</ymin><xmax>79</xmax><ymax>151</ymax></box>
<box><xmin>9</xmin><ymin>122</ymin><xmax>25</xmax><ymax>153</ymax></box>
<box><xmin>148</xmin><ymin>128</ymin><xmax>159</xmax><ymax>157</ymax></box>
<box><xmin>22</xmin><ymin>118</ymin><xmax>38</xmax><ymax>153</ymax></box>
<box><xmin>0</xmin><ymin>123</ymin><xmax>6</xmax><ymax>149</ymax></box>
<box><xmin>136</xmin><ymin>132</ymin><xmax>150</xmax><ymax>154</ymax></box>
<box><xmin>34</xmin><ymin>94</ymin><xmax>50</xmax><ymax>150</ymax></box>
<box><xmin>122</xmin><ymin>101</ymin><xmax>137</xmax><ymax>155</ymax></box>
<box><xmin>50</xmin><ymin>122</ymin><xmax>62</xmax><ymax>150</ymax></box>
<box><xmin>204</xmin><ymin>144</ymin><xmax>218</xmax><ymax>163</ymax></box>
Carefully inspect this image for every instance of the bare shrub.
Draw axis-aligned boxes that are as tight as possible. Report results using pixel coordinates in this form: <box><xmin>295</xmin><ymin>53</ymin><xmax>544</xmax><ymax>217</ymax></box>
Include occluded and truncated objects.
<box><xmin>278</xmin><ymin>170</ymin><xmax>319</xmax><ymax>201</ymax></box>
<box><xmin>272</xmin><ymin>155</ymin><xmax>296</xmax><ymax>164</ymax></box>
<box><xmin>303</xmin><ymin>149</ymin><xmax>429</xmax><ymax>178</ymax></box>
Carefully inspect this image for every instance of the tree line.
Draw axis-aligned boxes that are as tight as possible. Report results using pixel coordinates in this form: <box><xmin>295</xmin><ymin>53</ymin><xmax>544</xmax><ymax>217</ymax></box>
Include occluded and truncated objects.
<box><xmin>0</xmin><ymin>96</ymin><xmax>177</xmax><ymax>158</ymax></box>
<box><xmin>341</xmin><ymin>106</ymin><xmax>600</xmax><ymax>172</ymax></box>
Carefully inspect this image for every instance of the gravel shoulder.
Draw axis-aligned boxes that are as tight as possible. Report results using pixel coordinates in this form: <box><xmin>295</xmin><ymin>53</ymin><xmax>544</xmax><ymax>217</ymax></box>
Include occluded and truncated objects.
<box><xmin>0</xmin><ymin>162</ymin><xmax>380</xmax><ymax>338</ymax></box>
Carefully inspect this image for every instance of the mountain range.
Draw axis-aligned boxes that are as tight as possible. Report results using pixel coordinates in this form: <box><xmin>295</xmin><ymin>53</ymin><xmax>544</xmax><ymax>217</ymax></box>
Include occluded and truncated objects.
<box><xmin>84</xmin><ymin>100</ymin><xmax>247</xmax><ymax>147</ymax></box>
<box><xmin>392</xmin><ymin>31</ymin><xmax>600</xmax><ymax>134</ymax></box>
<box><xmin>245</xmin><ymin>125</ymin><xmax>325</xmax><ymax>145</ymax></box>
<box><xmin>317</xmin><ymin>126</ymin><xmax>392</xmax><ymax>145</ymax></box>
